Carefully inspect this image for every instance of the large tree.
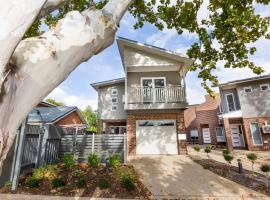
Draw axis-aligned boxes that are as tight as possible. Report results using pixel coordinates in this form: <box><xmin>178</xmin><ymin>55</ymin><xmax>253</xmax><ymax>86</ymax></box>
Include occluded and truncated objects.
<box><xmin>0</xmin><ymin>0</ymin><xmax>269</xmax><ymax>172</ymax></box>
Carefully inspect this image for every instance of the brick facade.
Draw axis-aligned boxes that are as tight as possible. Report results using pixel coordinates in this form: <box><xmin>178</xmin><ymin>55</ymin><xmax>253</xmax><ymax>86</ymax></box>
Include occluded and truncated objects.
<box><xmin>56</xmin><ymin>111</ymin><xmax>84</xmax><ymax>126</ymax></box>
<box><xmin>126</xmin><ymin>110</ymin><xmax>186</xmax><ymax>156</ymax></box>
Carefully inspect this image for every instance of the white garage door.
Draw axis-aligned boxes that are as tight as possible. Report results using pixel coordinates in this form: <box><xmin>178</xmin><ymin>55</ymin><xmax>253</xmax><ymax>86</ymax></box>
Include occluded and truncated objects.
<box><xmin>136</xmin><ymin>120</ymin><xmax>178</xmax><ymax>155</ymax></box>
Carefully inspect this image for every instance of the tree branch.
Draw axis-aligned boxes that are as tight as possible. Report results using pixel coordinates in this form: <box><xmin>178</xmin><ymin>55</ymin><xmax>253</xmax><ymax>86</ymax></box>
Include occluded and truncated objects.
<box><xmin>39</xmin><ymin>0</ymin><xmax>69</xmax><ymax>19</ymax></box>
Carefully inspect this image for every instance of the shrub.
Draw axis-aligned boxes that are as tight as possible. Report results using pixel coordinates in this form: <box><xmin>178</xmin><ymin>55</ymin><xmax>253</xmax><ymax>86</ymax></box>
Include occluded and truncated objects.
<box><xmin>247</xmin><ymin>153</ymin><xmax>257</xmax><ymax>174</ymax></box>
<box><xmin>260</xmin><ymin>164</ymin><xmax>270</xmax><ymax>187</ymax></box>
<box><xmin>63</xmin><ymin>153</ymin><xmax>75</xmax><ymax>168</ymax></box>
<box><xmin>26</xmin><ymin>177</ymin><xmax>39</xmax><ymax>188</ymax></box>
<box><xmin>77</xmin><ymin>178</ymin><xmax>86</xmax><ymax>188</ymax></box>
<box><xmin>99</xmin><ymin>178</ymin><xmax>109</xmax><ymax>189</ymax></box>
<box><xmin>88</xmin><ymin>154</ymin><xmax>99</xmax><ymax>168</ymax></box>
<box><xmin>204</xmin><ymin>145</ymin><xmax>212</xmax><ymax>158</ymax></box>
<box><xmin>32</xmin><ymin>165</ymin><xmax>59</xmax><ymax>181</ymax></box>
<box><xmin>223</xmin><ymin>153</ymin><xmax>234</xmax><ymax>172</ymax></box>
<box><xmin>194</xmin><ymin>145</ymin><xmax>200</xmax><ymax>152</ymax></box>
<box><xmin>222</xmin><ymin>149</ymin><xmax>230</xmax><ymax>156</ymax></box>
<box><xmin>109</xmin><ymin>155</ymin><xmax>121</xmax><ymax>169</ymax></box>
<box><xmin>4</xmin><ymin>181</ymin><xmax>12</xmax><ymax>188</ymax></box>
<box><xmin>51</xmin><ymin>178</ymin><xmax>65</xmax><ymax>188</ymax></box>
<box><xmin>122</xmin><ymin>175</ymin><xmax>135</xmax><ymax>191</ymax></box>
<box><xmin>73</xmin><ymin>170</ymin><xmax>84</xmax><ymax>178</ymax></box>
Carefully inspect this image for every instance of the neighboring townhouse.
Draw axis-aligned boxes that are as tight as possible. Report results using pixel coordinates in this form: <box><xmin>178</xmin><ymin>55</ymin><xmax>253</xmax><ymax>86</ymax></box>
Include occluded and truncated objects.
<box><xmin>219</xmin><ymin>74</ymin><xmax>270</xmax><ymax>151</ymax></box>
<box><xmin>185</xmin><ymin>94</ymin><xmax>226</xmax><ymax>146</ymax></box>
<box><xmin>91</xmin><ymin>37</ymin><xmax>193</xmax><ymax>156</ymax></box>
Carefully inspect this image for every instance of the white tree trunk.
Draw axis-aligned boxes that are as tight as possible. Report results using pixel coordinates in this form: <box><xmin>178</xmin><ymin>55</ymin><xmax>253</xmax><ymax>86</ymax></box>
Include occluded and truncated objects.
<box><xmin>0</xmin><ymin>0</ymin><xmax>48</xmax><ymax>91</ymax></box>
<box><xmin>0</xmin><ymin>0</ymin><xmax>133</xmax><ymax>173</ymax></box>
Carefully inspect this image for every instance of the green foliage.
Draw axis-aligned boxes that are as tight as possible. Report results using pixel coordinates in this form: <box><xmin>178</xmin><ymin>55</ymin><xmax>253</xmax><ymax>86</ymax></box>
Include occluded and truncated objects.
<box><xmin>32</xmin><ymin>165</ymin><xmax>59</xmax><ymax>181</ymax></box>
<box><xmin>222</xmin><ymin>149</ymin><xmax>230</xmax><ymax>156</ymax></box>
<box><xmin>223</xmin><ymin>153</ymin><xmax>234</xmax><ymax>164</ymax></box>
<box><xmin>26</xmin><ymin>177</ymin><xmax>39</xmax><ymax>188</ymax></box>
<box><xmin>194</xmin><ymin>145</ymin><xmax>200</xmax><ymax>152</ymax></box>
<box><xmin>73</xmin><ymin>170</ymin><xmax>86</xmax><ymax>188</ymax></box>
<box><xmin>51</xmin><ymin>178</ymin><xmax>65</xmax><ymax>188</ymax></box>
<box><xmin>121</xmin><ymin>175</ymin><xmax>135</xmax><ymax>191</ymax></box>
<box><xmin>4</xmin><ymin>181</ymin><xmax>12</xmax><ymax>188</ymax></box>
<box><xmin>99</xmin><ymin>178</ymin><xmax>109</xmax><ymax>189</ymax></box>
<box><xmin>260</xmin><ymin>164</ymin><xmax>270</xmax><ymax>173</ymax></box>
<box><xmin>204</xmin><ymin>145</ymin><xmax>212</xmax><ymax>154</ymax></box>
<box><xmin>247</xmin><ymin>153</ymin><xmax>258</xmax><ymax>163</ymax></box>
<box><xmin>46</xmin><ymin>98</ymin><xmax>65</xmax><ymax>106</ymax></box>
<box><xmin>88</xmin><ymin>154</ymin><xmax>99</xmax><ymax>167</ymax></box>
<box><xmin>81</xmin><ymin>106</ymin><xmax>97</xmax><ymax>132</ymax></box>
<box><xmin>109</xmin><ymin>155</ymin><xmax>121</xmax><ymax>169</ymax></box>
<box><xmin>63</xmin><ymin>153</ymin><xmax>75</xmax><ymax>168</ymax></box>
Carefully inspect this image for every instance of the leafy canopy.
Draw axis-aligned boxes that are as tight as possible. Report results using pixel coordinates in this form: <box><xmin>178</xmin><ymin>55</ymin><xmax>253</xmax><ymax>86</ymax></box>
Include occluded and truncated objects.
<box><xmin>81</xmin><ymin>106</ymin><xmax>97</xmax><ymax>132</ymax></box>
<box><xmin>46</xmin><ymin>98</ymin><xmax>65</xmax><ymax>106</ymax></box>
<box><xmin>27</xmin><ymin>0</ymin><xmax>270</xmax><ymax>95</ymax></box>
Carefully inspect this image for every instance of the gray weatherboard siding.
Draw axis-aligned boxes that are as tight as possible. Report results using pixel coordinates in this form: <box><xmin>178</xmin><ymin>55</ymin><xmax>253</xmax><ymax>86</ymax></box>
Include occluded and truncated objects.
<box><xmin>97</xmin><ymin>82</ymin><xmax>126</xmax><ymax>120</ymax></box>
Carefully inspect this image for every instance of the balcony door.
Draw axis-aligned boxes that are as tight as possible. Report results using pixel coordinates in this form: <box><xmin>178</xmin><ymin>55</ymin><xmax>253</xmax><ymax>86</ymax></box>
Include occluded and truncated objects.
<box><xmin>141</xmin><ymin>77</ymin><xmax>166</xmax><ymax>102</ymax></box>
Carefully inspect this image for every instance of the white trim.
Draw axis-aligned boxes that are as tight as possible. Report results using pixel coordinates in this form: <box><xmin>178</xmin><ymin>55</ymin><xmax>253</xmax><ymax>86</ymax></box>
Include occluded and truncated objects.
<box><xmin>140</xmin><ymin>77</ymin><xmax>166</xmax><ymax>88</ymax></box>
<box><xmin>111</xmin><ymin>105</ymin><xmax>118</xmax><ymax>111</ymax></box>
<box><xmin>260</xmin><ymin>84</ymin><xmax>270</xmax><ymax>91</ymax></box>
<box><xmin>243</xmin><ymin>86</ymin><xmax>252</xmax><ymax>93</ymax></box>
<box><xmin>225</xmin><ymin>93</ymin><xmax>236</xmax><ymax>112</ymax></box>
<box><xmin>215</xmin><ymin>127</ymin><xmax>226</xmax><ymax>142</ymax></box>
<box><xmin>250</xmin><ymin>122</ymin><xmax>263</xmax><ymax>146</ymax></box>
<box><xmin>230</xmin><ymin>124</ymin><xmax>245</xmax><ymax>147</ymax></box>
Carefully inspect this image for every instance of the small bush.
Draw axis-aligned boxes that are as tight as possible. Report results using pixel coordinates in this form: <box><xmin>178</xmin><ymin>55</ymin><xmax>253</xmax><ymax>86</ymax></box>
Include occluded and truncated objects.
<box><xmin>260</xmin><ymin>164</ymin><xmax>270</xmax><ymax>187</ymax></box>
<box><xmin>32</xmin><ymin>165</ymin><xmax>59</xmax><ymax>181</ymax></box>
<box><xmin>99</xmin><ymin>178</ymin><xmax>109</xmax><ymax>189</ymax></box>
<box><xmin>4</xmin><ymin>181</ymin><xmax>12</xmax><ymax>188</ymax></box>
<box><xmin>109</xmin><ymin>155</ymin><xmax>121</xmax><ymax>169</ymax></box>
<box><xmin>73</xmin><ymin>170</ymin><xmax>84</xmax><ymax>178</ymax></box>
<box><xmin>247</xmin><ymin>153</ymin><xmax>257</xmax><ymax>174</ymax></box>
<box><xmin>222</xmin><ymin>149</ymin><xmax>230</xmax><ymax>156</ymax></box>
<box><xmin>26</xmin><ymin>177</ymin><xmax>39</xmax><ymax>188</ymax></box>
<box><xmin>122</xmin><ymin>176</ymin><xmax>135</xmax><ymax>191</ymax></box>
<box><xmin>88</xmin><ymin>154</ymin><xmax>99</xmax><ymax>168</ymax></box>
<box><xmin>193</xmin><ymin>145</ymin><xmax>200</xmax><ymax>152</ymax></box>
<box><xmin>51</xmin><ymin>178</ymin><xmax>65</xmax><ymax>188</ymax></box>
<box><xmin>77</xmin><ymin>177</ymin><xmax>86</xmax><ymax>188</ymax></box>
<box><xmin>63</xmin><ymin>153</ymin><xmax>75</xmax><ymax>168</ymax></box>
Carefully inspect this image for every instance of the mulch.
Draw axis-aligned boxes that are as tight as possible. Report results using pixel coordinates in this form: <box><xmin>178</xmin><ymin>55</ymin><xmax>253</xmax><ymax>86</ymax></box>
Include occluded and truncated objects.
<box><xmin>0</xmin><ymin>163</ymin><xmax>154</xmax><ymax>199</ymax></box>
<box><xmin>190</xmin><ymin>156</ymin><xmax>270</xmax><ymax>196</ymax></box>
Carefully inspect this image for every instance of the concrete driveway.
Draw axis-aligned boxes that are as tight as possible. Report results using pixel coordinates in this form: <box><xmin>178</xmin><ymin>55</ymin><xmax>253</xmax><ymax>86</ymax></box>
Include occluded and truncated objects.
<box><xmin>130</xmin><ymin>155</ymin><xmax>268</xmax><ymax>200</ymax></box>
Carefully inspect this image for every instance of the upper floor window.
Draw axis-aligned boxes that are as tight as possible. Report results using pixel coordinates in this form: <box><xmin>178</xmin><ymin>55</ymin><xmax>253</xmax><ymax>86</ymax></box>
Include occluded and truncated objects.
<box><xmin>111</xmin><ymin>88</ymin><xmax>118</xmax><ymax>96</ymax></box>
<box><xmin>112</xmin><ymin>97</ymin><xmax>118</xmax><ymax>103</ymax></box>
<box><xmin>244</xmin><ymin>86</ymin><xmax>252</xmax><ymax>93</ymax></box>
<box><xmin>111</xmin><ymin>105</ymin><xmax>117</xmax><ymax>111</ymax></box>
<box><xmin>260</xmin><ymin>84</ymin><xmax>269</xmax><ymax>91</ymax></box>
<box><xmin>141</xmin><ymin>77</ymin><xmax>166</xmax><ymax>88</ymax></box>
<box><xmin>226</xmin><ymin>93</ymin><xmax>236</xmax><ymax>112</ymax></box>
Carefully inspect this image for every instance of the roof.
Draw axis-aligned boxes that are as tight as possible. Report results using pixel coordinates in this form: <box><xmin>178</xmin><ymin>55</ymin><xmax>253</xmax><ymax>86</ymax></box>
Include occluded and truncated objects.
<box><xmin>38</xmin><ymin>101</ymin><xmax>57</xmax><ymax>107</ymax></box>
<box><xmin>28</xmin><ymin>106</ymin><xmax>85</xmax><ymax>124</ymax></box>
<box><xmin>220</xmin><ymin>74</ymin><xmax>270</xmax><ymax>88</ymax></box>
<box><xmin>91</xmin><ymin>77</ymin><xmax>125</xmax><ymax>90</ymax></box>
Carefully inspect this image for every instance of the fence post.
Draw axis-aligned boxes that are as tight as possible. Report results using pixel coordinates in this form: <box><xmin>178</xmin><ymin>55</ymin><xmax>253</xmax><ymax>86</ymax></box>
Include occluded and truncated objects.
<box><xmin>91</xmin><ymin>133</ymin><xmax>95</xmax><ymax>154</ymax></box>
<box><xmin>11</xmin><ymin>119</ymin><xmax>27</xmax><ymax>192</ymax></box>
<box><xmin>37</xmin><ymin>124</ymin><xmax>49</xmax><ymax>167</ymax></box>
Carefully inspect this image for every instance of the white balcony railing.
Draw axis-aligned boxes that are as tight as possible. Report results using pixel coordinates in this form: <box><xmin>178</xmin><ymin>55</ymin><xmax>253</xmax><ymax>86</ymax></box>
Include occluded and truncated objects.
<box><xmin>128</xmin><ymin>85</ymin><xmax>186</xmax><ymax>104</ymax></box>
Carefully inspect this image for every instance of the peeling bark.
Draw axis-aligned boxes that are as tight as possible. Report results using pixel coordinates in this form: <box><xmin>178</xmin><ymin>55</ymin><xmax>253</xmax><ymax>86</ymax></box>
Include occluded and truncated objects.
<box><xmin>0</xmin><ymin>0</ymin><xmax>133</xmax><ymax>173</ymax></box>
<box><xmin>39</xmin><ymin>0</ymin><xmax>69</xmax><ymax>19</ymax></box>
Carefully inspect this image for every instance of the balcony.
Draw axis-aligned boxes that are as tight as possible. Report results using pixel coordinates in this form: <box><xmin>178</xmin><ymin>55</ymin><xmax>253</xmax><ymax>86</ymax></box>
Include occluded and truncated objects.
<box><xmin>125</xmin><ymin>85</ymin><xmax>187</xmax><ymax>110</ymax></box>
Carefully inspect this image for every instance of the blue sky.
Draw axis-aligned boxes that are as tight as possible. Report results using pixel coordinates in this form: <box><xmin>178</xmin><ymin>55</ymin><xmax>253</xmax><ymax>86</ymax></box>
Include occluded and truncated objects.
<box><xmin>47</xmin><ymin>3</ymin><xmax>270</xmax><ymax>110</ymax></box>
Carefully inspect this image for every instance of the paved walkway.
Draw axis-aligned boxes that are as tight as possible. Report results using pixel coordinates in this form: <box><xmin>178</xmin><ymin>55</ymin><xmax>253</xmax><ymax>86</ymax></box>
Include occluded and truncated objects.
<box><xmin>130</xmin><ymin>155</ymin><xmax>269</xmax><ymax>200</ymax></box>
<box><xmin>188</xmin><ymin>146</ymin><xmax>270</xmax><ymax>175</ymax></box>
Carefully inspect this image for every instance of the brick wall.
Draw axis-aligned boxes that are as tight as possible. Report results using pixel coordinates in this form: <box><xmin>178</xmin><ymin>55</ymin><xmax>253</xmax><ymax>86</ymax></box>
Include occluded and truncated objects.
<box><xmin>126</xmin><ymin>110</ymin><xmax>186</xmax><ymax>156</ymax></box>
<box><xmin>56</xmin><ymin>111</ymin><xmax>84</xmax><ymax>126</ymax></box>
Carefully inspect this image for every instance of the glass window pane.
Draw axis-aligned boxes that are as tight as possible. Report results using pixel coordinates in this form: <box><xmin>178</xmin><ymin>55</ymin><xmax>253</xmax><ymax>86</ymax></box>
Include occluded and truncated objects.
<box><xmin>250</xmin><ymin>123</ymin><xmax>263</xmax><ymax>145</ymax></box>
<box><xmin>138</xmin><ymin>121</ymin><xmax>154</xmax><ymax>126</ymax></box>
<box><xmin>157</xmin><ymin>121</ymin><xmax>174</xmax><ymax>126</ymax></box>
<box><xmin>154</xmin><ymin>79</ymin><xmax>165</xmax><ymax>88</ymax></box>
<box><xmin>142</xmin><ymin>79</ymin><xmax>153</xmax><ymax>87</ymax></box>
<box><xmin>216</xmin><ymin>127</ymin><xmax>224</xmax><ymax>136</ymax></box>
<box><xmin>226</xmin><ymin>94</ymin><xmax>236</xmax><ymax>112</ymax></box>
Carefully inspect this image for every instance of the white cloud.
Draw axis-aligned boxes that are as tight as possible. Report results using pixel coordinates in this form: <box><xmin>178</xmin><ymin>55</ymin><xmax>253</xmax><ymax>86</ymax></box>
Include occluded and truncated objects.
<box><xmin>146</xmin><ymin>28</ymin><xmax>177</xmax><ymax>48</ymax></box>
<box><xmin>46</xmin><ymin>87</ymin><xmax>98</xmax><ymax>110</ymax></box>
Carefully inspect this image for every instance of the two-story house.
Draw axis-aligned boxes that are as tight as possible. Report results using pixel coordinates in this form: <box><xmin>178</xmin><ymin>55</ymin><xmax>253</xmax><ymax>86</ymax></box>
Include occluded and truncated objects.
<box><xmin>219</xmin><ymin>75</ymin><xmax>270</xmax><ymax>151</ymax></box>
<box><xmin>185</xmin><ymin>94</ymin><xmax>226</xmax><ymax>146</ymax></box>
<box><xmin>91</xmin><ymin>37</ymin><xmax>193</xmax><ymax>156</ymax></box>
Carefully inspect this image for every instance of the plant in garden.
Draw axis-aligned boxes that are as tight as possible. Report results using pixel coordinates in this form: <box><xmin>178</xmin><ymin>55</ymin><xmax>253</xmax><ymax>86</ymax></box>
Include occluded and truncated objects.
<box><xmin>222</xmin><ymin>149</ymin><xmax>230</xmax><ymax>156</ymax></box>
<box><xmin>51</xmin><ymin>178</ymin><xmax>65</xmax><ymax>188</ymax></box>
<box><xmin>26</xmin><ymin>177</ymin><xmax>39</xmax><ymax>188</ymax></box>
<box><xmin>4</xmin><ymin>181</ymin><xmax>12</xmax><ymax>188</ymax></box>
<box><xmin>63</xmin><ymin>153</ymin><xmax>75</xmax><ymax>168</ymax></box>
<box><xmin>99</xmin><ymin>178</ymin><xmax>109</xmax><ymax>189</ymax></box>
<box><xmin>204</xmin><ymin>145</ymin><xmax>212</xmax><ymax>159</ymax></box>
<box><xmin>121</xmin><ymin>174</ymin><xmax>135</xmax><ymax>191</ymax></box>
<box><xmin>247</xmin><ymin>153</ymin><xmax>257</xmax><ymax>175</ymax></box>
<box><xmin>223</xmin><ymin>153</ymin><xmax>234</xmax><ymax>173</ymax></box>
<box><xmin>73</xmin><ymin>170</ymin><xmax>86</xmax><ymax>188</ymax></box>
<box><xmin>88</xmin><ymin>154</ymin><xmax>99</xmax><ymax>168</ymax></box>
<box><xmin>260</xmin><ymin>164</ymin><xmax>270</xmax><ymax>187</ymax></box>
<box><xmin>32</xmin><ymin>165</ymin><xmax>59</xmax><ymax>181</ymax></box>
<box><xmin>194</xmin><ymin>145</ymin><xmax>200</xmax><ymax>154</ymax></box>
<box><xmin>109</xmin><ymin>155</ymin><xmax>121</xmax><ymax>169</ymax></box>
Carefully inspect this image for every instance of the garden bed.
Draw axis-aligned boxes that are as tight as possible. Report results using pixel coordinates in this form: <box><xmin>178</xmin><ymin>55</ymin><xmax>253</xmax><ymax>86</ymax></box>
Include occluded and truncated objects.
<box><xmin>190</xmin><ymin>156</ymin><xmax>270</xmax><ymax>196</ymax></box>
<box><xmin>0</xmin><ymin>162</ymin><xmax>154</xmax><ymax>199</ymax></box>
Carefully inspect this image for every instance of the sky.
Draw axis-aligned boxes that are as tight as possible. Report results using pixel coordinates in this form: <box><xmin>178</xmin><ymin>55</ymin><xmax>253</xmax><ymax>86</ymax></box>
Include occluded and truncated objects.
<box><xmin>47</xmin><ymin>2</ymin><xmax>270</xmax><ymax>110</ymax></box>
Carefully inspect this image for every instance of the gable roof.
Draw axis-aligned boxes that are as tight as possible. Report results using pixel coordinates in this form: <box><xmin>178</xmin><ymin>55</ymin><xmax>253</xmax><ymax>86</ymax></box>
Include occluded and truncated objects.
<box><xmin>38</xmin><ymin>101</ymin><xmax>57</xmax><ymax>107</ymax></box>
<box><xmin>28</xmin><ymin>106</ymin><xmax>86</xmax><ymax>124</ymax></box>
<box><xmin>91</xmin><ymin>77</ymin><xmax>125</xmax><ymax>90</ymax></box>
<box><xmin>117</xmin><ymin>37</ymin><xmax>193</xmax><ymax>73</ymax></box>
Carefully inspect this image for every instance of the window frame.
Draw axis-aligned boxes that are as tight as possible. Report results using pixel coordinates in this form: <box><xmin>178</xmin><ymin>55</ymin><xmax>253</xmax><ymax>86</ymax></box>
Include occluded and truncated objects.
<box><xmin>225</xmin><ymin>93</ymin><xmax>236</xmax><ymax>112</ymax></box>
<box><xmin>216</xmin><ymin>127</ymin><xmax>226</xmax><ymax>142</ymax></box>
<box><xmin>141</xmin><ymin>77</ymin><xmax>166</xmax><ymax>88</ymax></box>
<box><xmin>260</xmin><ymin>84</ymin><xmax>270</xmax><ymax>91</ymax></box>
<box><xmin>111</xmin><ymin>105</ymin><xmax>118</xmax><ymax>111</ymax></box>
<box><xmin>250</xmin><ymin>122</ymin><xmax>263</xmax><ymax>146</ymax></box>
<box><xmin>111</xmin><ymin>97</ymin><xmax>118</xmax><ymax>104</ymax></box>
<box><xmin>111</xmin><ymin>88</ymin><xmax>118</xmax><ymax>96</ymax></box>
<box><xmin>244</xmin><ymin>86</ymin><xmax>253</xmax><ymax>93</ymax></box>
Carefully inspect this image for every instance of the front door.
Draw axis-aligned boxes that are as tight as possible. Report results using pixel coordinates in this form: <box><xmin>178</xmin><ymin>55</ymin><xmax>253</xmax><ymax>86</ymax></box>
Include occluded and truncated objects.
<box><xmin>230</xmin><ymin>125</ymin><xmax>244</xmax><ymax>147</ymax></box>
<box><xmin>202</xmin><ymin>128</ymin><xmax>211</xmax><ymax>144</ymax></box>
